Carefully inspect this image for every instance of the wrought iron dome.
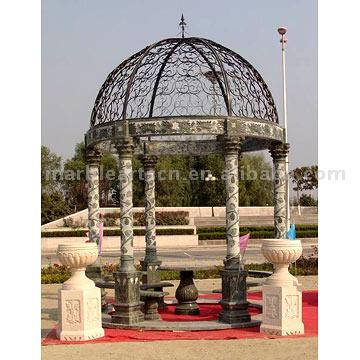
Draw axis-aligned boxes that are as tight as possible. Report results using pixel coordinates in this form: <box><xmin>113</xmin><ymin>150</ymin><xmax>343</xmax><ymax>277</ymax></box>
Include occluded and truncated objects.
<box><xmin>90</xmin><ymin>37</ymin><xmax>279</xmax><ymax>128</ymax></box>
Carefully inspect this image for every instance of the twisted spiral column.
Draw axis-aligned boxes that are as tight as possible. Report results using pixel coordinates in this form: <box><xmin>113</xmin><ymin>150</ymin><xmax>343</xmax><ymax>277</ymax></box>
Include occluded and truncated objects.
<box><xmin>270</xmin><ymin>143</ymin><xmax>290</xmax><ymax>239</ymax></box>
<box><xmin>86</xmin><ymin>147</ymin><xmax>101</xmax><ymax>244</ymax></box>
<box><xmin>116</xmin><ymin>138</ymin><xmax>135</xmax><ymax>271</ymax></box>
<box><xmin>224</xmin><ymin>136</ymin><xmax>242</xmax><ymax>269</ymax></box>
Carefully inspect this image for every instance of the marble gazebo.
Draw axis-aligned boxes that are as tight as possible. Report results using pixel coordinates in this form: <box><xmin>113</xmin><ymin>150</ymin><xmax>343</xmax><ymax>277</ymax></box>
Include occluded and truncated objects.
<box><xmin>83</xmin><ymin>33</ymin><xmax>294</xmax><ymax>329</ymax></box>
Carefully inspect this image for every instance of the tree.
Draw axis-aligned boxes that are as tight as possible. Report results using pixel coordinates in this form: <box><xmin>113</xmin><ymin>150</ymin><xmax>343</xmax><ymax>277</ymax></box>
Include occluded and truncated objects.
<box><xmin>41</xmin><ymin>145</ymin><xmax>62</xmax><ymax>194</ymax></box>
<box><xmin>298</xmin><ymin>194</ymin><xmax>317</xmax><ymax>206</ymax></box>
<box><xmin>304</xmin><ymin>165</ymin><xmax>318</xmax><ymax>191</ymax></box>
<box><xmin>290</xmin><ymin>165</ymin><xmax>318</xmax><ymax>211</ymax></box>
<box><xmin>290</xmin><ymin>167</ymin><xmax>307</xmax><ymax>209</ymax></box>
<box><xmin>41</xmin><ymin>192</ymin><xmax>72</xmax><ymax>224</ymax></box>
<box><xmin>62</xmin><ymin>158</ymin><xmax>87</xmax><ymax>212</ymax></box>
<box><xmin>99</xmin><ymin>152</ymin><xmax>119</xmax><ymax>207</ymax></box>
<box><xmin>155</xmin><ymin>155</ymin><xmax>192</xmax><ymax>206</ymax></box>
<box><xmin>41</xmin><ymin>146</ymin><xmax>73</xmax><ymax>224</ymax></box>
<box><xmin>239</xmin><ymin>155</ymin><xmax>273</xmax><ymax>206</ymax></box>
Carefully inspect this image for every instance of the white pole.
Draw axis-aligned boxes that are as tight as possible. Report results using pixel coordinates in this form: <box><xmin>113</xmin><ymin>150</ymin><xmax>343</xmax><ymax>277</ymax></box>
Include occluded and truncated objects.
<box><xmin>278</xmin><ymin>27</ymin><xmax>290</xmax><ymax>233</ymax></box>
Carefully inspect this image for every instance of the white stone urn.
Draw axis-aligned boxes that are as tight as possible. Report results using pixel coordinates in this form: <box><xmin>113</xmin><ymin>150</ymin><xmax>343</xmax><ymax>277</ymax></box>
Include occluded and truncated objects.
<box><xmin>56</xmin><ymin>242</ymin><xmax>104</xmax><ymax>341</ymax></box>
<box><xmin>57</xmin><ymin>243</ymin><xmax>99</xmax><ymax>290</ymax></box>
<box><xmin>261</xmin><ymin>239</ymin><xmax>302</xmax><ymax>287</ymax></box>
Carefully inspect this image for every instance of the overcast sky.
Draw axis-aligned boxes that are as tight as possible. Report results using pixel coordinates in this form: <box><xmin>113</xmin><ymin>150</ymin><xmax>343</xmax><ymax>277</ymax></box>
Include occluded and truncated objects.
<box><xmin>42</xmin><ymin>0</ymin><xmax>317</xmax><ymax>169</ymax></box>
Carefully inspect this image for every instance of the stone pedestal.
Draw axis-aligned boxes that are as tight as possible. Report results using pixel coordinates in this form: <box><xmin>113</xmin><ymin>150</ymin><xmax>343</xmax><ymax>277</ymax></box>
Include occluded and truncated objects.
<box><xmin>112</xmin><ymin>270</ymin><xmax>144</xmax><ymax>325</ymax></box>
<box><xmin>56</xmin><ymin>243</ymin><xmax>104</xmax><ymax>341</ymax></box>
<box><xmin>260</xmin><ymin>284</ymin><xmax>304</xmax><ymax>336</ymax></box>
<box><xmin>218</xmin><ymin>268</ymin><xmax>251</xmax><ymax>323</ymax></box>
<box><xmin>260</xmin><ymin>239</ymin><xmax>305</xmax><ymax>336</ymax></box>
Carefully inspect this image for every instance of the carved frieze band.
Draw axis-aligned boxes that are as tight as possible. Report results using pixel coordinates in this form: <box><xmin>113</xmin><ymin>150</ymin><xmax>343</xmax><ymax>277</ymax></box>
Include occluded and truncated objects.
<box><xmin>85</xmin><ymin>117</ymin><xmax>284</xmax><ymax>147</ymax></box>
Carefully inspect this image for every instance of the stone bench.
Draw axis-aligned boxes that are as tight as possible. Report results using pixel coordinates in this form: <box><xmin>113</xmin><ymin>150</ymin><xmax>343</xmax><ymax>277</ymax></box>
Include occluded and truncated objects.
<box><xmin>140</xmin><ymin>282</ymin><xmax>174</xmax><ymax>309</ymax></box>
<box><xmin>140</xmin><ymin>290</ymin><xmax>169</xmax><ymax>320</ymax></box>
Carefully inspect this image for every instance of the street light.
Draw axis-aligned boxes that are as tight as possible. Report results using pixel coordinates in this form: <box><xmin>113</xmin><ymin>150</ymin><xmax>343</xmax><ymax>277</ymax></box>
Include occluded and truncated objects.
<box><xmin>277</xmin><ymin>26</ymin><xmax>290</xmax><ymax>232</ymax></box>
<box><xmin>205</xmin><ymin>173</ymin><xmax>217</xmax><ymax>217</ymax></box>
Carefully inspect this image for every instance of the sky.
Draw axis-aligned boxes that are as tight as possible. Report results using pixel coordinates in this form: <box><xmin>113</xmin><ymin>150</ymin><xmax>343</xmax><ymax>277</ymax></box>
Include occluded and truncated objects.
<box><xmin>42</xmin><ymin>0</ymin><xmax>317</xmax><ymax>169</ymax></box>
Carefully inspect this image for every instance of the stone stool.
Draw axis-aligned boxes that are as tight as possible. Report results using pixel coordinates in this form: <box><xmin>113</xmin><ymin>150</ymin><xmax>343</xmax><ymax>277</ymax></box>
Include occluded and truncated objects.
<box><xmin>140</xmin><ymin>290</ymin><xmax>168</xmax><ymax>320</ymax></box>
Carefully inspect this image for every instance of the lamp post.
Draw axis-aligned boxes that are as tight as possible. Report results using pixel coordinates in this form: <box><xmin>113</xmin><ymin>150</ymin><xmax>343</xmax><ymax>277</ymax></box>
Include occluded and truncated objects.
<box><xmin>278</xmin><ymin>26</ymin><xmax>290</xmax><ymax>233</ymax></box>
<box><xmin>205</xmin><ymin>173</ymin><xmax>217</xmax><ymax>217</ymax></box>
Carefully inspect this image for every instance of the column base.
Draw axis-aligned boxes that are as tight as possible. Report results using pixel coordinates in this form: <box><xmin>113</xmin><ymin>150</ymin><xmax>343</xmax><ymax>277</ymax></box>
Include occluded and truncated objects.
<box><xmin>218</xmin><ymin>268</ymin><xmax>251</xmax><ymax>324</ymax></box>
<box><xmin>260</xmin><ymin>284</ymin><xmax>305</xmax><ymax>336</ymax></box>
<box><xmin>57</xmin><ymin>287</ymin><xmax>104</xmax><ymax>341</ymax></box>
<box><xmin>111</xmin><ymin>303</ymin><xmax>145</xmax><ymax>325</ymax></box>
<box><xmin>111</xmin><ymin>270</ymin><xmax>144</xmax><ymax>325</ymax></box>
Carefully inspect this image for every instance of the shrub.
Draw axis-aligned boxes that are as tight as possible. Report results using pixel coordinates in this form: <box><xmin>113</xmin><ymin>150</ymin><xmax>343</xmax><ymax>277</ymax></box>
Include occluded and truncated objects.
<box><xmin>198</xmin><ymin>229</ymin><xmax>317</xmax><ymax>240</ymax></box>
<box><xmin>63</xmin><ymin>217</ymin><xmax>87</xmax><ymax>229</ymax></box>
<box><xmin>197</xmin><ymin>224</ymin><xmax>317</xmax><ymax>234</ymax></box>
<box><xmin>134</xmin><ymin>211</ymin><xmax>189</xmax><ymax>226</ymax></box>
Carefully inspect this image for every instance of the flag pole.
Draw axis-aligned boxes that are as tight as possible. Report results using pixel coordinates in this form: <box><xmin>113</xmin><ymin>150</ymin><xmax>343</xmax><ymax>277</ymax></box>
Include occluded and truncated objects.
<box><xmin>278</xmin><ymin>26</ymin><xmax>290</xmax><ymax>233</ymax></box>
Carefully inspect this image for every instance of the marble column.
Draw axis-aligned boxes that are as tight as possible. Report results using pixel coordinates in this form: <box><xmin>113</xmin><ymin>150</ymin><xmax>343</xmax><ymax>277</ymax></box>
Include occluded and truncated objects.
<box><xmin>111</xmin><ymin>137</ymin><xmax>144</xmax><ymax>325</ymax></box>
<box><xmin>86</xmin><ymin>147</ymin><xmax>101</xmax><ymax>244</ymax></box>
<box><xmin>85</xmin><ymin>147</ymin><xmax>102</xmax><ymax>282</ymax></box>
<box><xmin>139</xmin><ymin>154</ymin><xmax>161</xmax><ymax>285</ymax></box>
<box><xmin>219</xmin><ymin>136</ymin><xmax>251</xmax><ymax>324</ymax></box>
<box><xmin>270</xmin><ymin>143</ymin><xmax>290</xmax><ymax>239</ymax></box>
<box><xmin>224</xmin><ymin>136</ymin><xmax>241</xmax><ymax>269</ymax></box>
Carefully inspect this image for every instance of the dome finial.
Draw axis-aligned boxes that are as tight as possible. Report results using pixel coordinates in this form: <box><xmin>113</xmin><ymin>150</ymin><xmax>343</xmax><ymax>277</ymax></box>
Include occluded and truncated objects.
<box><xmin>179</xmin><ymin>14</ymin><xmax>187</xmax><ymax>38</ymax></box>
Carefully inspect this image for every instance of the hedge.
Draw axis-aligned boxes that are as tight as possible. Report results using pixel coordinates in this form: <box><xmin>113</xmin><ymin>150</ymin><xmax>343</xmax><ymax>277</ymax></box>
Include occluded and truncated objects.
<box><xmin>101</xmin><ymin>211</ymin><xmax>190</xmax><ymax>226</ymax></box>
<box><xmin>42</xmin><ymin>228</ymin><xmax>195</xmax><ymax>238</ymax></box>
<box><xmin>198</xmin><ymin>229</ymin><xmax>317</xmax><ymax>240</ymax></box>
<box><xmin>197</xmin><ymin>224</ymin><xmax>318</xmax><ymax>234</ymax></box>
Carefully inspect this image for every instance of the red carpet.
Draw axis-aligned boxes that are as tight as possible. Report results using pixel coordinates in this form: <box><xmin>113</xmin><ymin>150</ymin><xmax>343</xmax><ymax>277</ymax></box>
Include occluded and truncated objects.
<box><xmin>42</xmin><ymin>291</ymin><xmax>317</xmax><ymax>345</ymax></box>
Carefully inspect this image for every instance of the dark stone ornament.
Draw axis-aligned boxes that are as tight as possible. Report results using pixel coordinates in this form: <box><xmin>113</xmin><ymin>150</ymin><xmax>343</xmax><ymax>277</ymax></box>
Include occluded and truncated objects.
<box><xmin>175</xmin><ymin>271</ymin><xmax>199</xmax><ymax>315</ymax></box>
<box><xmin>219</xmin><ymin>269</ymin><xmax>251</xmax><ymax>324</ymax></box>
<box><xmin>111</xmin><ymin>270</ymin><xmax>144</xmax><ymax>325</ymax></box>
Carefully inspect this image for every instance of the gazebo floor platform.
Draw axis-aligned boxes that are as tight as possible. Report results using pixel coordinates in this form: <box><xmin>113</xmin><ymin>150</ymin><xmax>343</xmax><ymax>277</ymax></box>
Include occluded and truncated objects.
<box><xmin>101</xmin><ymin>294</ymin><xmax>262</xmax><ymax>331</ymax></box>
<box><xmin>102</xmin><ymin>315</ymin><xmax>261</xmax><ymax>331</ymax></box>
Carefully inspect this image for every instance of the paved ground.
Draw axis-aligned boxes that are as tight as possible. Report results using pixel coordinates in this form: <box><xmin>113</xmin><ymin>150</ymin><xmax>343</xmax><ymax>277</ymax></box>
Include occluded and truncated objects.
<box><xmin>42</xmin><ymin>338</ymin><xmax>317</xmax><ymax>360</ymax></box>
<box><xmin>42</xmin><ymin>276</ymin><xmax>318</xmax><ymax>360</ymax></box>
<box><xmin>42</xmin><ymin>243</ymin><xmax>317</xmax><ymax>266</ymax></box>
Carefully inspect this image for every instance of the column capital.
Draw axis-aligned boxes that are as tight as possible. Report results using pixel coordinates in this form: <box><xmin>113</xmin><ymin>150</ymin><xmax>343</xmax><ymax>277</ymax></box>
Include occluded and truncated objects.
<box><xmin>115</xmin><ymin>137</ymin><xmax>134</xmax><ymax>158</ymax></box>
<box><xmin>86</xmin><ymin>147</ymin><xmax>101</xmax><ymax>165</ymax></box>
<box><xmin>269</xmin><ymin>142</ymin><xmax>290</xmax><ymax>161</ymax></box>
<box><xmin>140</xmin><ymin>154</ymin><xmax>158</xmax><ymax>170</ymax></box>
<box><xmin>222</xmin><ymin>135</ymin><xmax>244</xmax><ymax>155</ymax></box>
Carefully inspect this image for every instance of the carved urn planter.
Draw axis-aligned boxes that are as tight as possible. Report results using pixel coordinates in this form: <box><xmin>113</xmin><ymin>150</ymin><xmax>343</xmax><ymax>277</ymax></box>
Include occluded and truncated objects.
<box><xmin>260</xmin><ymin>239</ymin><xmax>305</xmax><ymax>336</ymax></box>
<box><xmin>261</xmin><ymin>239</ymin><xmax>303</xmax><ymax>287</ymax></box>
<box><xmin>56</xmin><ymin>243</ymin><xmax>104</xmax><ymax>341</ymax></box>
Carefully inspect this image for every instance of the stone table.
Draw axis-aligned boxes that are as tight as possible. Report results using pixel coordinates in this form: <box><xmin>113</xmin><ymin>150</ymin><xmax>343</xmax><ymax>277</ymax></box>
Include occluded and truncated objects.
<box><xmin>159</xmin><ymin>266</ymin><xmax>216</xmax><ymax>315</ymax></box>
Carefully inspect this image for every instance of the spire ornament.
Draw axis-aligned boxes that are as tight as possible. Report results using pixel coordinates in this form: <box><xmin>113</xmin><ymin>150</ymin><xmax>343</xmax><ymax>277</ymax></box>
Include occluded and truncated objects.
<box><xmin>179</xmin><ymin>14</ymin><xmax>187</xmax><ymax>38</ymax></box>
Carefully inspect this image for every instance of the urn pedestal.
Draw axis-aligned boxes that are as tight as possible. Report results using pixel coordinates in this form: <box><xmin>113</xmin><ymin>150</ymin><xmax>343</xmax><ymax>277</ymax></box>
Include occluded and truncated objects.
<box><xmin>260</xmin><ymin>239</ymin><xmax>305</xmax><ymax>336</ymax></box>
<box><xmin>56</xmin><ymin>243</ymin><xmax>104</xmax><ymax>341</ymax></box>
